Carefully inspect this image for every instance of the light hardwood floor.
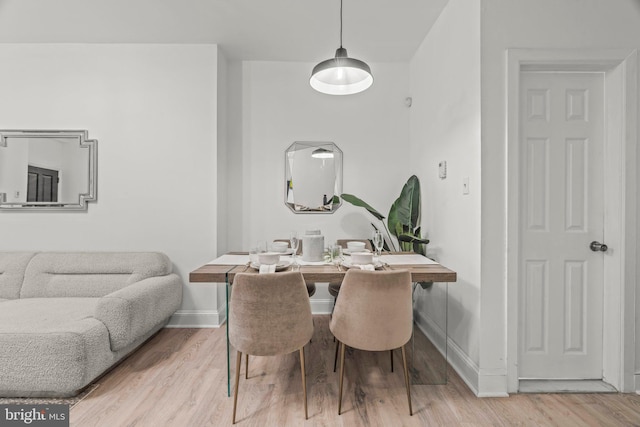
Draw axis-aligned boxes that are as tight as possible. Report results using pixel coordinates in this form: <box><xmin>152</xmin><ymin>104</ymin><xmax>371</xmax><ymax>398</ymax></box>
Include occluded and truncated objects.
<box><xmin>71</xmin><ymin>316</ymin><xmax>640</xmax><ymax>426</ymax></box>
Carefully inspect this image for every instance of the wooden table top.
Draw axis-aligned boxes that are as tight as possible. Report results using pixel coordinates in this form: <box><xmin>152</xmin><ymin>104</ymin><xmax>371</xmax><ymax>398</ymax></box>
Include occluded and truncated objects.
<box><xmin>189</xmin><ymin>253</ymin><xmax>457</xmax><ymax>284</ymax></box>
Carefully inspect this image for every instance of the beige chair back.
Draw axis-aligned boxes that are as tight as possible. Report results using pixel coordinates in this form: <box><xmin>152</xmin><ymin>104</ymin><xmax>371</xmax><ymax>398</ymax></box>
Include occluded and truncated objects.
<box><xmin>330</xmin><ymin>269</ymin><xmax>412</xmax><ymax>351</ymax></box>
<box><xmin>229</xmin><ymin>271</ymin><xmax>313</xmax><ymax>356</ymax></box>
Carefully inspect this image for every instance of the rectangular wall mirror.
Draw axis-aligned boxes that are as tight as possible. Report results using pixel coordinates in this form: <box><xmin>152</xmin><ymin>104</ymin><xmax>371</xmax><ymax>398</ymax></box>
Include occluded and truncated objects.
<box><xmin>0</xmin><ymin>130</ymin><xmax>97</xmax><ymax>211</ymax></box>
<box><xmin>285</xmin><ymin>141</ymin><xmax>342</xmax><ymax>213</ymax></box>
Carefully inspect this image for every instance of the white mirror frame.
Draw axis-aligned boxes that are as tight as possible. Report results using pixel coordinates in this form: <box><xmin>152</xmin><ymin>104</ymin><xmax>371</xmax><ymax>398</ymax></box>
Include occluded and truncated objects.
<box><xmin>0</xmin><ymin>130</ymin><xmax>97</xmax><ymax>211</ymax></box>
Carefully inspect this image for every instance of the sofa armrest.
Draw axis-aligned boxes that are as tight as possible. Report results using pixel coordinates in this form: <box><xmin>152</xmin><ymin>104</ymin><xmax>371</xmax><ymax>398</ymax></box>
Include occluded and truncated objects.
<box><xmin>95</xmin><ymin>274</ymin><xmax>183</xmax><ymax>351</ymax></box>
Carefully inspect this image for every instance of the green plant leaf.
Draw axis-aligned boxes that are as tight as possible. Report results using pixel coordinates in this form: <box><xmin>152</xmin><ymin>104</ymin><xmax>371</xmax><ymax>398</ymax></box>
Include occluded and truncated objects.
<box><xmin>340</xmin><ymin>193</ymin><xmax>385</xmax><ymax>221</ymax></box>
<box><xmin>398</xmin><ymin>233</ymin><xmax>429</xmax><ymax>255</ymax></box>
<box><xmin>388</xmin><ymin>175</ymin><xmax>421</xmax><ymax>237</ymax></box>
<box><xmin>398</xmin><ymin>234</ymin><xmax>430</xmax><ymax>245</ymax></box>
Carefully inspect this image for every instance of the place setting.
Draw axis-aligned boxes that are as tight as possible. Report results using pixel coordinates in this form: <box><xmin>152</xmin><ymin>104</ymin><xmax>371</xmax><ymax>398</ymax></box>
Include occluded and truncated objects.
<box><xmin>338</xmin><ymin>230</ymin><xmax>386</xmax><ymax>270</ymax></box>
<box><xmin>246</xmin><ymin>230</ymin><xmax>387</xmax><ymax>274</ymax></box>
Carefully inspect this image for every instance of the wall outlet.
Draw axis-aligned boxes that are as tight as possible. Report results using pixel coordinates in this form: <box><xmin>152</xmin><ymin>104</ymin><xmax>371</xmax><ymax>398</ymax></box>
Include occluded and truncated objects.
<box><xmin>463</xmin><ymin>177</ymin><xmax>470</xmax><ymax>195</ymax></box>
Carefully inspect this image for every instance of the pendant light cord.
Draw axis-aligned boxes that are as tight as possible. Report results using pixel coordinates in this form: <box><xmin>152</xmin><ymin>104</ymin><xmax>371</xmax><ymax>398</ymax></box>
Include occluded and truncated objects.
<box><xmin>339</xmin><ymin>0</ymin><xmax>343</xmax><ymax>48</ymax></box>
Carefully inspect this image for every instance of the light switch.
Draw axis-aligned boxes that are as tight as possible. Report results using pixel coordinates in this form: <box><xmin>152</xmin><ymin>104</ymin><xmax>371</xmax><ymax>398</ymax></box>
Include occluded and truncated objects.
<box><xmin>14</xmin><ymin>190</ymin><xmax>20</xmax><ymax>198</ymax></box>
<box><xmin>463</xmin><ymin>177</ymin><xmax>470</xmax><ymax>195</ymax></box>
<box><xmin>439</xmin><ymin>161</ymin><xmax>447</xmax><ymax>179</ymax></box>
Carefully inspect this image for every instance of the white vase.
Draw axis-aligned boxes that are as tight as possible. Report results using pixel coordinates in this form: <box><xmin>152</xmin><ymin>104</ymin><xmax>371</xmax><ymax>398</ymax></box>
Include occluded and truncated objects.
<box><xmin>302</xmin><ymin>230</ymin><xmax>324</xmax><ymax>262</ymax></box>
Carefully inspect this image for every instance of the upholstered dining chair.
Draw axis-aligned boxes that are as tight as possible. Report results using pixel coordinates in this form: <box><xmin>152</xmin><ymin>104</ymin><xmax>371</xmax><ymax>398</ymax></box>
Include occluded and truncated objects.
<box><xmin>273</xmin><ymin>239</ymin><xmax>315</xmax><ymax>297</ymax></box>
<box><xmin>229</xmin><ymin>271</ymin><xmax>314</xmax><ymax>423</ymax></box>
<box><xmin>329</xmin><ymin>269</ymin><xmax>413</xmax><ymax>416</ymax></box>
<box><xmin>328</xmin><ymin>239</ymin><xmax>373</xmax><ymax>300</ymax></box>
<box><xmin>329</xmin><ymin>239</ymin><xmax>375</xmax><ymax>371</ymax></box>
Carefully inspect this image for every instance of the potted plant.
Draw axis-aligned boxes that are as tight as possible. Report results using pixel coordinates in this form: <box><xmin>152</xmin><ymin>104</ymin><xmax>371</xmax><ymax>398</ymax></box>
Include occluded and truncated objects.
<box><xmin>341</xmin><ymin>175</ymin><xmax>429</xmax><ymax>255</ymax></box>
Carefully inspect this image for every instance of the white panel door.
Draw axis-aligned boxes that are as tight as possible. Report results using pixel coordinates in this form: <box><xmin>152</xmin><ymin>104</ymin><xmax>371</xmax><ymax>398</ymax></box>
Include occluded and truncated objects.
<box><xmin>519</xmin><ymin>72</ymin><xmax>605</xmax><ymax>379</ymax></box>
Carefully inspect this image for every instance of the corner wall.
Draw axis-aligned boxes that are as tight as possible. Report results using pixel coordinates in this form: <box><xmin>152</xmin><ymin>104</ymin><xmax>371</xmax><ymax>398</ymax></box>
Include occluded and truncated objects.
<box><xmin>0</xmin><ymin>44</ymin><xmax>220</xmax><ymax>326</ymax></box>
<box><xmin>408</xmin><ymin>0</ymin><xmax>482</xmax><ymax>394</ymax></box>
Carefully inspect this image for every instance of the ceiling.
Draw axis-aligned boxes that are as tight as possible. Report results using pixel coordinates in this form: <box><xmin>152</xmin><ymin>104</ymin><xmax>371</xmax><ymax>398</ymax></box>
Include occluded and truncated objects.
<box><xmin>0</xmin><ymin>0</ymin><xmax>449</xmax><ymax>62</ymax></box>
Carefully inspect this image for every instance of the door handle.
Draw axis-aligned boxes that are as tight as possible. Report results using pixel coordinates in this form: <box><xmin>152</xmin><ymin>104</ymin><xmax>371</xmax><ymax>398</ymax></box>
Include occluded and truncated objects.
<box><xmin>590</xmin><ymin>241</ymin><xmax>608</xmax><ymax>252</ymax></box>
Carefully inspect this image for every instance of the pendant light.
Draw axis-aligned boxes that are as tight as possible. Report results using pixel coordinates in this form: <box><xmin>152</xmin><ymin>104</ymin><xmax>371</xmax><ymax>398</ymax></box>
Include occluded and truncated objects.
<box><xmin>310</xmin><ymin>0</ymin><xmax>373</xmax><ymax>95</ymax></box>
<box><xmin>311</xmin><ymin>147</ymin><xmax>334</xmax><ymax>159</ymax></box>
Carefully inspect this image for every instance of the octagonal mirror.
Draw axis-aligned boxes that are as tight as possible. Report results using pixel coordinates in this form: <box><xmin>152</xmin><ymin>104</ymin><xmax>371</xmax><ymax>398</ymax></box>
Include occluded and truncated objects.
<box><xmin>285</xmin><ymin>141</ymin><xmax>342</xmax><ymax>213</ymax></box>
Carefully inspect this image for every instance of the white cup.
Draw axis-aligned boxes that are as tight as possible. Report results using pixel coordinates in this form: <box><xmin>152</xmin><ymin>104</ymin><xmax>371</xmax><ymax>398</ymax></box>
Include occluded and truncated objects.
<box><xmin>351</xmin><ymin>252</ymin><xmax>373</xmax><ymax>265</ymax></box>
<box><xmin>258</xmin><ymin>252</ymin><xmax>281</xmax><ymax>265</ymax></box>
<box><xmin>271</xmin><ymin>241</ymin><xmax>289</xmax><ymax>253</ymax></box>
<box><xmin>347</xmin><ymin>241</ymin><xmax>366</xmax><ymax>251</ymax></box>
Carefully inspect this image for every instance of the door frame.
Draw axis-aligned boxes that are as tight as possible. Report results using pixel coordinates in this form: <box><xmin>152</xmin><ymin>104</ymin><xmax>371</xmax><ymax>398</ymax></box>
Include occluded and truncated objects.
<box><xmin>506</xmin><ymin>49</ymin><xmax>638</xmax><ymax>393</ymax></box>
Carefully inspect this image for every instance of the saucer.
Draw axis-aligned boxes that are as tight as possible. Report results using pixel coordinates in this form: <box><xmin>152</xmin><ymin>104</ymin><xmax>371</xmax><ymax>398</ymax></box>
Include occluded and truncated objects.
<box><xmin>270</xmin><ymin>248</ymin><xmax>295</xmax><ymax>255</ymax></box>
<box><xmin>249</xmin><ymin>260</ymin><xmax>291</xmax><ymax>271</ymax></box>
<box><xmin>343</xmin><ymin>248</ymin><xmax>371</xmax><ymax>255</ymax></box>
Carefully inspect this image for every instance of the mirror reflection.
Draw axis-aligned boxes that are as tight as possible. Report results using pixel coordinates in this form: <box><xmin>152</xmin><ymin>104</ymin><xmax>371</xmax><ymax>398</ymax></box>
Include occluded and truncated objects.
<box><xmin>285</xmin><ymin>141</ymin><xmax>342</xmax><ymax>213</ymax></box>
<box><xmin>0</xmin><ymin>130</ymin><xmax>97</xmax><ymax>210</ymax></box>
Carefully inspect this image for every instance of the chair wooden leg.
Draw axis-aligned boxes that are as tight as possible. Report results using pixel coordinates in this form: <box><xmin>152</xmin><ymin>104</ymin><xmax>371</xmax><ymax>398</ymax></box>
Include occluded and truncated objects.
<box><xmin>333</xmin><ymin>339</ymin><xmax>339</xmax><ymax>372</ymax></box>
<box><xmin>299</xmin><ymin>348</ymin><xmax>308</xmax><ymax>420</ymax></box>
<box><xmin>390</xmin><ymin>349</ymin><xmax>394</xmax><ymax>372</ymax></box>
<box><xmin>401</xmin><ymin>345</ymin><xmax>413</xmax><ymax>416</ymax></box>
<box><xmin>338</xmin><ymin>341</ymin><xmax>346</xmax><ymax>415</ymax></box>
<box><xmin>245</xmin><ymin>354</ymin><xmax>249</xmax><ymax>379</ymax></box>
<box><xmin>233</xmin><ymin>351</ymin><xmax>242</xmax><ymax>424</ymax></box>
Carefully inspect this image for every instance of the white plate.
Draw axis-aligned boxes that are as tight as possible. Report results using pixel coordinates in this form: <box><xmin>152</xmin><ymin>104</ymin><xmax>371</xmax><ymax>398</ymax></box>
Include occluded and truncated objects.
<box><xmin>341</xmin><ymin>260</ymin><xmax>384</xmax><ymax>270</ymax></box>
<box><xmin>343</xmin><ymin>248</ymin><xmax>372</xmax><ymax>255</ymax></box>
<box><xmin>249</xmin><ymin>260</ymin><xmax>291</xmax><ymax>271</ymax></box>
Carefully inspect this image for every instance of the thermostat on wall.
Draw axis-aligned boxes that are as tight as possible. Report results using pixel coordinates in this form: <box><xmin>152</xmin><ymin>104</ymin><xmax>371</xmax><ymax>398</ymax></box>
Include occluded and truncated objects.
<box><xmin>439</xmin><ymin>161</ymin><xmax>447</xmax><ymax>179</ymax></box>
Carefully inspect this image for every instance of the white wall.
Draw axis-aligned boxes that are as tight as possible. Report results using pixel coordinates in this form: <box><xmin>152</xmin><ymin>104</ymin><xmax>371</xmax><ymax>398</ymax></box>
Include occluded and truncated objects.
<box><xmin>227</xmin><ymin>60</ymin><xmax>411</xmax><ymax>247</ymax></box>
<box><xmin>480</xmin><ymin>0</ymin><xmax>640</xmax><ymax>394</ymax></box>
<box><xmin>408</xmin><ymin>0</ymin><xmax>482</xmax><ymax>392</ymax></box>
<box><xmin>216</xmin><ymin>49</ymin><xmax>230</xmax><ymax>319</ymax></box>
<box><xmin>224</xmin><ymin>60</ymin><xmax>411</xmax><ymax>310</ymax></box>
<box><xmin>0</xmin><ymin>44</ymin><xmax>220</xmax><ymax>326</ymax></box>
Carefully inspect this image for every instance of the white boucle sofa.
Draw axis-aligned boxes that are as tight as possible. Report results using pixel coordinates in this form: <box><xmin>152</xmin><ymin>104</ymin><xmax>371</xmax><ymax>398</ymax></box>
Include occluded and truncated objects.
<box><xmin>0</xmin><ymin>252</ymin><xmax>183</xmax><ymax>397</ymax></box>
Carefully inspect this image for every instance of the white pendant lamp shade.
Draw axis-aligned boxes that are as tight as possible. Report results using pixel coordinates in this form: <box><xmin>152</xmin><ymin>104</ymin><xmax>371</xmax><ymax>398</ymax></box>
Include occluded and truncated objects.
<box><xmin>310</xmin><ymin>0</ymin><xmax>373</xmax><ymax>95</ymax></box>
<box><xmin>310</xmin><ymin>47</ymin><xmax>373</xmax><ymax>95</ymax></box>
<box><xmin>311</xmin><ymin>147</ymin><xmax>334</xmax><ymax>159</ymax></box>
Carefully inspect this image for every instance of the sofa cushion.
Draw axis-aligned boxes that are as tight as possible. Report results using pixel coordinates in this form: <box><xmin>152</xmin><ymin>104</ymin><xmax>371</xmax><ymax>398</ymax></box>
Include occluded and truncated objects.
<box><xmin>0</xmin><ymin>252</ymin><xmax>36</xmax><ymax>299</ymax></box>
<box><xmin>20</xmin><ymin>252</ymin><xmax>172</xmax><ymax>298</ymax></box>
<box><xmin>0</xmin><ymin>298</ymin><xmax>113</xmax><ymax>396</ymax></box>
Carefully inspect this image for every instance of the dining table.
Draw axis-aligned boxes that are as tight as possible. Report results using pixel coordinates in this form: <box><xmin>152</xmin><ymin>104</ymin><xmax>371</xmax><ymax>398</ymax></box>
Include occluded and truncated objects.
<box><xmin>190</xmin><ymin>251</ymin><xmax>457</xmax><ymax>396</ymax></box>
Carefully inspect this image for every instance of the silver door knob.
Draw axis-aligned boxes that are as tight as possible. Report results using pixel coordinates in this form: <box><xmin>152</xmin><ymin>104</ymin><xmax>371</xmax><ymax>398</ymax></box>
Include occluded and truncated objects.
<box><xmin>590</xmin><ymin>241</ymin><xmax>608</xmax><ymax>252</ymax></box>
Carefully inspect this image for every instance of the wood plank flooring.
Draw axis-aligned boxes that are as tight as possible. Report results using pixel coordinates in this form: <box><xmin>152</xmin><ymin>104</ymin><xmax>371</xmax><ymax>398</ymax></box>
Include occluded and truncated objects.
<box><xmin>71</xmin><ymin>316</ymin><xmax>640</xmax><ymax>426</ymax></box>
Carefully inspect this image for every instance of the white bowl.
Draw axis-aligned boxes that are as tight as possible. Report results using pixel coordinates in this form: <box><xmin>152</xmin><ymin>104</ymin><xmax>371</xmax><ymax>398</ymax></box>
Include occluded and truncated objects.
<box><xmin>258</xmin><ymin>252</ymin><xmax>281</xmax><ymax>265</ymax></box>
<box><xmin>270</xmin><ymin>242</ymin><xmax>289</xmax><ymax>253</ymax></box>
<box><xmin>351</xmin><ymin>252</ymin><xmax>373</xmax><ymax>265</ymax></box>
<box><xmin>346</xmin><ymin>241</ymin><xmax>366</xmax><ymax>251</ymax></box>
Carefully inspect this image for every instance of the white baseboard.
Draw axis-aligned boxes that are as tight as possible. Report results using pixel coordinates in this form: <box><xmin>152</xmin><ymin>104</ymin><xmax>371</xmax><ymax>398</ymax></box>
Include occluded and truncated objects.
<box><xmin>414</xmin><ymin>309</ymin><xmax>480</xmax><ymax>396</ymax></box>
<box><xmin>166</xmin><ymin>310</ymin><xmax>225</xmax><ymax>328</ymax></box>
<box><xmin>477</xmin><ymin>372</ymin><xmax>509</xmax><ymax>397</ymax></box>
<box><xmin>635</xmin><ymin>374</ymin><xmax>640</xmax><ymax>394</ymax></box>
<box><xmin>311</xmin><ymin>298</ymin><xmax>334</xmax><ymax>314</ymax></box>
<box><xmin>414</xmin><ymin>310</ymin><xmax>508</xmax><ymax>397</ymax></box>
